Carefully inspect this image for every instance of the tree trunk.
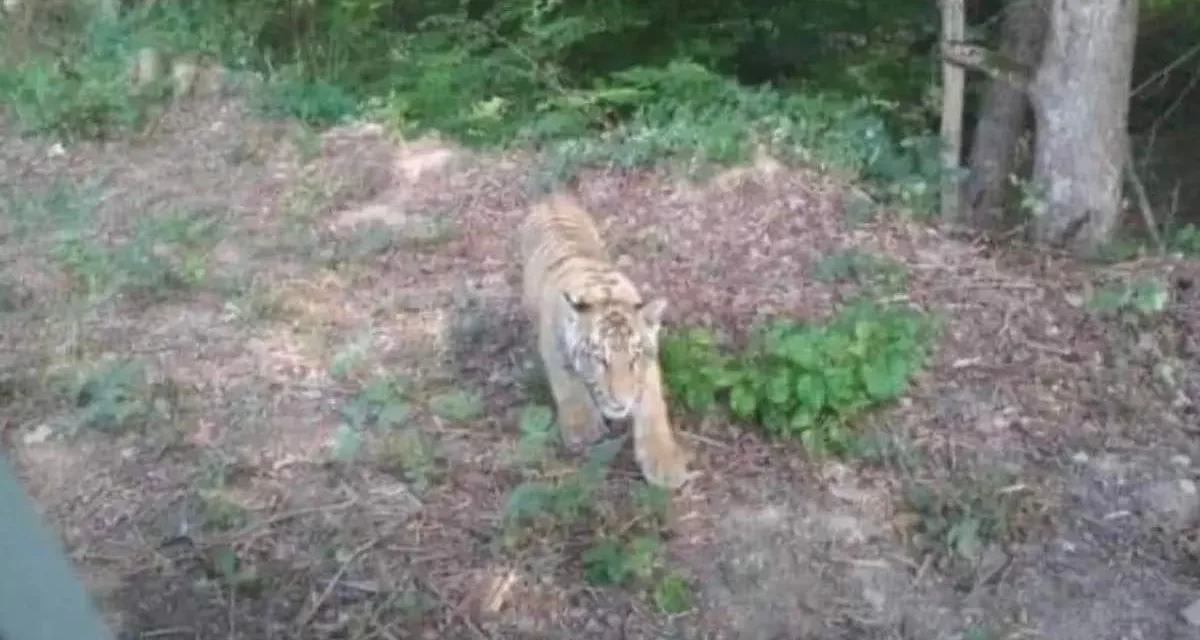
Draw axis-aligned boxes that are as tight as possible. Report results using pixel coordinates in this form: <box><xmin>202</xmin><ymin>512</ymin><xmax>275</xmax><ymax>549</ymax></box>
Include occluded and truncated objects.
<box><xmin>1029</xmin><ymin>0</ymin><xmax>1139</xmax><ymax>254</ymax></box>
<box><xmin>963</xmin><ymin>0</ymin><xmax>1048</xmax><ymax>229</ymax></box>
<box><xmin>939</xmin><ymin>0</ymin><xmax>966</xmax><ymax>222</ymax></box>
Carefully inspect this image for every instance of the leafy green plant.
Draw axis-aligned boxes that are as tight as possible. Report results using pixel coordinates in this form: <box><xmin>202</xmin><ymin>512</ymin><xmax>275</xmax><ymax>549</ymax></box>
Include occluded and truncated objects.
<box><xmin>1084</xmin><ymin>276</ymin><xmax>1170</xmax><ymax>325</ymax></box>
<box><xmin>652</xmin><ymin>571</ymin><xmax>694</xmax><ymax>614</ymax></box>
<box><xmin>379</xmin><ymin>429</ymin><xmax>439</xmax><ymax>493</ymax></box>
<box><xmin>961</xmin><ymin>626</ymin><xmax>996</xmax><ymax>640</ymax></box>
<box><xmin>0</xmin><ymin>10</ymin><xmax>174</xmax><ymax>141</ymax></box>
<box><xmin>47</xmin><ymin>207</ymin><xmax>223</xmax><ymax>300</ymax></box>
<box><xmin>579</xmin><ymin>516</ymin><xmax>693</xmax><ymax>613</ymax></box>
<box><xmin>502</xmin><ymin>435</ymin><xmax>625</xmax><ymax>533</ymax></box>
<box><xmin>661</xmin><ymin>300</ymin><xmax>937</xmax><ymax>454</ymax></box>
<box><xmin>535</xmin><ymin>62</ymin><xmax>921</xmax><ymax>189</ymax></box>
<box><xmin>429</xmin><ymin>388</ymin><xmax>484</xmax><ymax>422</ymax></box>
<box><xmin>812</xmin><ymin>249</ymin><xmax>909</xmax><ymax>292</ymax></box>
<box><xmin>194</xmin><ymin>454</ymin><xmax>250</xmax><ymax>532</ymax></box>
<box><xmin>900</xmin><ymin>470</ymin><xmax>1040</xmax><ymax>570</ymax></box>
<box><xmin>257</xmin><ymin>72</ymin><xmax>361</xmax><ymax>125</ymax></box>
<box><xmin>328</xmin><ymin>332</ymin><xmax>374</xmax><ymax>381</ymax></box>
<box><xmin>500</xmin><ymin>403</ymin><xmax>693</xmax><ymax>611</ymax></box>
<box><xmin>337</xmin><ymin>374</ymin><xmax>413</xmax><ymax>432</ymax></box>
<box><xmin>1167</xmin><ymin>223</ymin><xmax>1200</xmax><ymax>255</ymax></box>
<box><xmin>583</xmin><ymin>534</ymin><xmax>661</xmax><ymax>586</ymax></box>
<box><xmin>328</xmin><ymin>374</ymin><xmax>412</xmax><ymax>462</ymax></box>
<box><xmin>515</xmin><ymin>404</ymin><xmax>557</xmax><ymax>467</ymax></box>
<box><xmin>204</xmin><ymin>545</ymin><xmax>264</xmax><ymax>595</ymax></box>
<box><xmin>67</xmin><ymin>357</ymin><xmax>155</xmax><ymax>433</ymax></box>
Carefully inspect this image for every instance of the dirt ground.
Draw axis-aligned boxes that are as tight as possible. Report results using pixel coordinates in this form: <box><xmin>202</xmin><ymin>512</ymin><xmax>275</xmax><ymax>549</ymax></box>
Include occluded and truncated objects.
<box><xmin>2</xmin><ymin>96</ymin><xmax>1200</xmax><ymax>640</ymax></box>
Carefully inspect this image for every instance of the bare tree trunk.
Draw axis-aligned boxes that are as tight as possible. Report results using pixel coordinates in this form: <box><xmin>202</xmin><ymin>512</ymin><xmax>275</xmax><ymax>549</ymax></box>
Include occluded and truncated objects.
<box><xmin>1029</xmin><ymin>0</ymin><xmax>1139</xmax><ymax>254</ymax></box>
<box><xmin>939</xmin><ymin>0</ymin><xmax>966</xmax><ymax>222</ymax></box>
<box><xmin>963</xmin><ymin>0</ymin><xmax>1048</xmax><ymax>229</ymax></box>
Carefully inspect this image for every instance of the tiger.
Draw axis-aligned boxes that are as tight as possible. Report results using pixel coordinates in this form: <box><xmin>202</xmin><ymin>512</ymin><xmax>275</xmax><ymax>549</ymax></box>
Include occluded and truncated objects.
<box><xmin>518</xmin><ymin>192</ymin><xmax>694</xmax><ymax>489</ymax></box>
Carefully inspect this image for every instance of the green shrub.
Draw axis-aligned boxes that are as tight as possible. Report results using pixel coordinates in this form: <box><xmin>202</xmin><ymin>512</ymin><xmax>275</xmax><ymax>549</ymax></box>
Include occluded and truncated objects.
<box><xmin>660</xmin><ymin>300</ymin><xmax>938</xmax><ymax>454</ymax></box>
<box><xmin>0</xmin><ymin>14</ymin><xmax>152</xmax><ymax>140</ymax></box>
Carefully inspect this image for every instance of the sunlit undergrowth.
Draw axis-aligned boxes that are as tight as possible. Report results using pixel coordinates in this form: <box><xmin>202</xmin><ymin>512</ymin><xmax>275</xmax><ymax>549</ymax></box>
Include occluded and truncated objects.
<box><xmin>0</xmin><ymin>0</ymin><xmax>944</xmax><ymax>213</ymax></box>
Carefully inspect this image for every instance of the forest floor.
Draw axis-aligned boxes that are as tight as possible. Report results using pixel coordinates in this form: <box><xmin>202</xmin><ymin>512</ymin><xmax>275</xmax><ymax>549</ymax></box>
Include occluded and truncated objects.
<box><xmin>3</xmin><ymin>96</ymin><xmax>1200</xmax><ymax>640</ymax></box>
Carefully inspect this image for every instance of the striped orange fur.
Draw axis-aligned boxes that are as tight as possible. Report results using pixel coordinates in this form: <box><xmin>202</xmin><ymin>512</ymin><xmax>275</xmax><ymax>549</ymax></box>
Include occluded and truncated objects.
<box><xmin>519</xmin><ymin>193</ymin><xmax>692</xmax><ymax>489</ymax></box>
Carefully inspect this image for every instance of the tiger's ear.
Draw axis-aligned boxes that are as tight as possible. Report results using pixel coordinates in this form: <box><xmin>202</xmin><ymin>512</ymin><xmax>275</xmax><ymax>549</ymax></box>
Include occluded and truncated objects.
<box><xmin>638</xmin><ymin>297</ymin><xmax>667</xmax><ymax>334</ymax></box>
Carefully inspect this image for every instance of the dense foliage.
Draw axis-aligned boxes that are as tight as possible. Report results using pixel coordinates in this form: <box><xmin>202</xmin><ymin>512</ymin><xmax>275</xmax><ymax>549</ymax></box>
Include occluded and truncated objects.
<box><xmin>660</xmin><ymin>300</ymin><xmax>939</xmax><ymax>455</ymax></box>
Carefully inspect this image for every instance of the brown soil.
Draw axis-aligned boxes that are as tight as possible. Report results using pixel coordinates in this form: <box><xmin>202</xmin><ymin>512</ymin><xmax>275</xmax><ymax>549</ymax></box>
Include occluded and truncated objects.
<box><xmin>2</xmin><ymin>96</ymin><xmax>1199</xmax><ymax>640</ymax></box>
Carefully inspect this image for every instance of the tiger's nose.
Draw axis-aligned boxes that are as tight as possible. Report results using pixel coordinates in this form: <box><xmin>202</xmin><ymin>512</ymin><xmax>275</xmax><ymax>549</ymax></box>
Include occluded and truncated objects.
<box><xmin>601</xmin><ymin>402</ymin><xmax>633</xmax><ymax>420</ymax></box>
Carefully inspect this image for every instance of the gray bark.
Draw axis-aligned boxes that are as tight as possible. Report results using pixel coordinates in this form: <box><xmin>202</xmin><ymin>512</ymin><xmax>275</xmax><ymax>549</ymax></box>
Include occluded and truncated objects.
<box><xmin>939</xmin><ymin>0</ymin><xmax>966</xmax><ymax>222</ymax></box>
<box><xmin>963</xmin><ymin>0</ymin><xmax>1048</xmax><ymax>229</ymax></box>
<box><xmin>1029</xmin><ymin>0</ymin><xmax>1139</xmax><ymax>254</ymax></box>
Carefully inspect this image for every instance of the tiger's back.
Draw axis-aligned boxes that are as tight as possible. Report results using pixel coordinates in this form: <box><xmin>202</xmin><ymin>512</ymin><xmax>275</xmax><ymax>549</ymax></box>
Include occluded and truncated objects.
<box><xmin>519</xmin><ymin>193</ymin><xmax>641</xmax><ymax>315</ymax></box>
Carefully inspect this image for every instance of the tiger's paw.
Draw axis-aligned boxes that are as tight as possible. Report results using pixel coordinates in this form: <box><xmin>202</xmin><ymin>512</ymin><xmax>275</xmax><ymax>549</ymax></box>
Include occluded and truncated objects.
<box><xmin>560</xmin><ymin>411</ymin><xmax>608</xmax><ymax>455</ymax></box>
<box><xmin>635</xmin><ymin>434</ymin><xmax>696</xmax><ymax>490</ymax></box>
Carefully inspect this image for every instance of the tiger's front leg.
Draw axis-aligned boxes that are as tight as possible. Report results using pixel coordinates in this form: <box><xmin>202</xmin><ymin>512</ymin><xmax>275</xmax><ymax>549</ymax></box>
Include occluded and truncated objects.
<box><xmin>632</xmin><ymin>363</ymin><xmax>694</xmax><ymax>489</ymax></box>
<box><xmin>539</xmin><ymin>334</ymin><xmax>606</xmax><ymax>454</ymax></box>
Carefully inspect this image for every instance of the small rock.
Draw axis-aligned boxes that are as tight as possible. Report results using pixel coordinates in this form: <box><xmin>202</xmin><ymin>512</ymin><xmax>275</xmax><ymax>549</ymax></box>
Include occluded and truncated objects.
<box><xmin>1182</xmin><ymin>479</ymin><xmax>1198</xmax><ymax>495</ymax></box>
<box><xmin>1180</xmin><ymin>599</ymin><xmax>1200</xmax><ymax>626</ymax></box>
<box><xmin>604</xmin><ymin>613</ymin><xmax>623</xmax><ymax>628</ymax></box>
<box><xmin>1071</xmin><ymin>451</ymin><xmax>1090</xmax><ymax>464</ymax></box>
<box><xmin>862</xmin><ymin>586</ymin><xmax>887</xmax><ymax>612</ymax></box>
<box><xmin>1172</xmin><ymin>455</ymin><xmax>1192</xmax><ymax>468</ymax></box>
<box><xmin>1091</xmin><ymin>453</ymin><xmax>1126</xmax><ymax>482</ymax></box>
<box><xmin>22</xmin><ymin>424</ymin><xmax>54</xmax><ymax>445</ymax></box>
<box><xmin>584</xmin><ymin>618</ymin><xmax>605</xmax><ymax>633</ymax></box>
<box><xmin>1141</xmin><ymin>479</ymin><xmax>1200</xmax><ymax>525</ymax></box>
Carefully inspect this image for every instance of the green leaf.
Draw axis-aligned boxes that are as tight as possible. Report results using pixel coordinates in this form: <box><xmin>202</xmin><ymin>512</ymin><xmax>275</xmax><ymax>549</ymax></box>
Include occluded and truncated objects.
<box><xmin>947</xmin><ymin>517</ymin><xmax>982</xmax><ymax>561</ymax></box>
<box><xmin>624</xmin><ymin>534</ymin><xmax>662</xmax><ymax>582</ymax></box>
<box><xmin>788</xmin><ymin>408</ymin><xmax>816</xmax><ymax>431</ymax></box>
<box><xmin>765</xmin><ymin>369</ymin><xmax>791</xmax><ymax>407</ymax></box>
<box><xmin>580</xmin><ymin>435</ymin><xmax>626</xmax><ymax>483</ymax></box>
<box><xmin>328</xmin><ymin>423</ymin><xmax>363</xmax><ymax>461</ymax></box>
<box><xmin>822</xmin><ymin>367</ymin><xmax>858</xmax><ymax>406</ymax></box>
<box><xmin>582</xmin><ymin>539</ymin><xmax>627</xmax><ymax>585</ymax></box>
<box><xmin>861</xmin><ymin>355</ymin><xmax>908</xmax><ymax>400</ymax></box>
<box><xmin>376</xmin><ymin>402</ymin><xmax>412</xmax><ymax>430</ymax></box>
<box><xmin>503</xmin><ymin>481</ymin><xmax>553</xmax><ymax>524</ymax></box>
<box><xmin>633</xmin><ymin>484</ymin><xmax>671</xmax><ymax>521</ymax></box>
<box><xmin>653</xmin><ymin>572</ymin><xmax>693</xmax><ymax>614</ymax></box>
<box><xmin>729</xmin><ymin>384</ymin><xmax>757</xmax><ymax>419</ymax></box>
<box><xmin>209</xmin><ymin>545</ymin><xmax>239</xmax><ymax>580</ymax></box>
<box><xmin>430</xmin><ymin>389</ymin><xmax>483</xmax><ymax>421</ymax></box>
<box><xmin>518</xmin><ymin>404</ymin><xmax>554</xmax><ymax>436</ymax></box>
<box><xmin>792</xmin><ymin>374</ymin><xmax>826</xmax><ymax>409</ymax></box>
<box><xmin>517</xmin><ymin>404</ymin><xmax>555</xmax><ymax>464</ymax></box>
<box><xmin>778</xmin><ymin>331</ymin><xmax>821</xmax><ymax>369</ymax></box>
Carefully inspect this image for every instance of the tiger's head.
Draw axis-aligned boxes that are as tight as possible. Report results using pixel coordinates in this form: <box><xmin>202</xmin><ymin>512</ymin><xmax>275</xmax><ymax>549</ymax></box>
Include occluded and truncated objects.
<box><xmin>559</xmin><ymin>290</ymin><xmax>667</xmax><ymax>420</ymax></box>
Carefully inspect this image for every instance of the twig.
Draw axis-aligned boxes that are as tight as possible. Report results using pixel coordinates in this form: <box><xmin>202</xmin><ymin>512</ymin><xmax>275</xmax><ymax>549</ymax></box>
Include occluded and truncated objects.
<box><xmin>1142</xmin><ymin>53</ymin><xmax>1200</xmax><ymax>163</ymax></box>
<box><xmin>227</xmin><ymin>578</ymin><xmax>236</xmax><ymax>640</ymax></box>
<box><xmin>139</xmin><ymin>628</ymin><xmax>195</xmax><ymax>639</ymax></box>
<box><xmin>1132</xmin><ymin>41</ymin><xmax>1200</xmax><ymax>97</ymax></box>
<box><xmin>413</xmin><ymin>573</ymin><xmax>490</xmax><ymax>639</ymax></box>
<box><xmin>679</xmin><ymin>430</ymin><xmax>730</xmax><ymax>449</ymax></box>
<box><xmin>1124</xmin><ymin>143</ymin><xmax>1164</xmax><ymax>254</ymax></box>
<box><xmin>293</xmin><ymin>536</ymin><xmax>381</xmax><ymax>629</ymax></box>
<box><xmin>912</xmin><ymin>553</ymin><xmax>933</xmax><ymax>586</ymax></box>
<box><xmin>212</xmin><ymin>499</ymin><xmax>358</xmax><ymax>545</ymax></box>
